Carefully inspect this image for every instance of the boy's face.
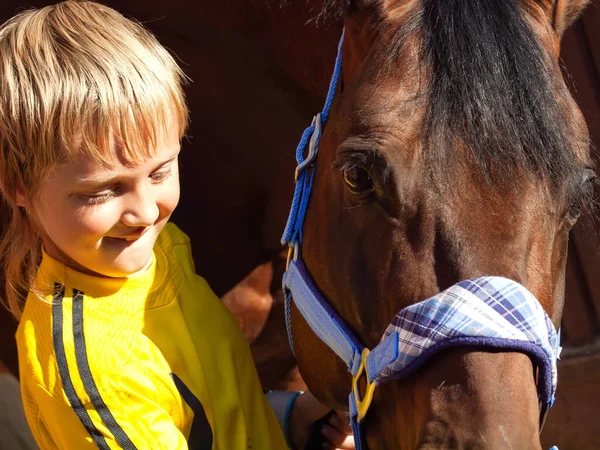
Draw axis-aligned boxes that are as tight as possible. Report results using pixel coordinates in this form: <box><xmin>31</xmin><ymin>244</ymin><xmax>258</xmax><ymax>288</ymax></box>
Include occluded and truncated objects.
<box><xmin>29</xmin><ymin>132</ymin><xmax>181</xmax><ymax>278</ymax></box>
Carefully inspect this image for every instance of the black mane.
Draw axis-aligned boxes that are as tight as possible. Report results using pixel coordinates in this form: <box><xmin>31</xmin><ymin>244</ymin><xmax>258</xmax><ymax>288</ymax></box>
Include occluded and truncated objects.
<box><xmin>415</xmin><ymin>0</ymin><xmax>580</xmax><ymax>187</ymax></box>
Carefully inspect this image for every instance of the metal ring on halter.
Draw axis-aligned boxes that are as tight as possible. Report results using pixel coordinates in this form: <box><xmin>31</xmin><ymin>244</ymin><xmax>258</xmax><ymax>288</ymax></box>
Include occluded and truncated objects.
<box><xmin>294</xmin><ymin>113</ymin><xmax>323</xmax><ymax>182</ymax></box>
<box><xmin>352</xmin><ymin>348</ymin><xmax>377</xmax><ymax>423</ymax></box>
<box><xmin>285</xmin><ymin>243</ymin><xmax>300</xmax><ymax>271</ymax></box>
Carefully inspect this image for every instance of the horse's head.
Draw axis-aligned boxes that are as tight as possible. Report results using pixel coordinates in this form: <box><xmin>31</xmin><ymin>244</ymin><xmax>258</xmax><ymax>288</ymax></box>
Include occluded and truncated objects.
<box><xmin>290</xmin><ymin>0</ymin><xmax>595</xmax><ymax>447</ymax></box>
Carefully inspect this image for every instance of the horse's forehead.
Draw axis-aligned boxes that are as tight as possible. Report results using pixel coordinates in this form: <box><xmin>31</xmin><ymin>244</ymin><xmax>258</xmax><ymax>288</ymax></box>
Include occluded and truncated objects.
<box><xmin>344</xmin><ymin>41</ymin><xmax>427</xmax><ymax>131</ymax></box>
<box><xmin>345</xmin><ymin>72</ymin><xmax>425</xmax><ymax>135</ymax></box>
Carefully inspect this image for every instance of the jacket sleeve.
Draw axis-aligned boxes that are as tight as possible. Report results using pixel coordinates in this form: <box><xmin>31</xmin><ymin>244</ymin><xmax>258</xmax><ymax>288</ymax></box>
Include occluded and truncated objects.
<box><xmin>23</xmin><ymin>364</ymin><xmax>189</xmax><ymax>450</ymax></box>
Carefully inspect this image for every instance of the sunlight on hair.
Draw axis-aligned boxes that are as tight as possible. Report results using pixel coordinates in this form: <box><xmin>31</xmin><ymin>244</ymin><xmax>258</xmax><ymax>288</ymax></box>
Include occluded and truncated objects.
<box><xmin>0</xmin><ymin>1</ymin><xmax>189</xmax><ymax>317</ymax></box>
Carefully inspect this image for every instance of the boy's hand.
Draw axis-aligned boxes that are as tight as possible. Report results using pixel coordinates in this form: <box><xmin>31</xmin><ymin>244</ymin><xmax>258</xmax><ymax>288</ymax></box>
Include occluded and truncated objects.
<box><xmin>319</xmin><ymin>412</ymin><xmax>355</xmax><ymax>449</ymax></box>
<box><xmin>288</xmin><ymin>391</ymin><xmax>355</xmax><ymax>449</ymax></box>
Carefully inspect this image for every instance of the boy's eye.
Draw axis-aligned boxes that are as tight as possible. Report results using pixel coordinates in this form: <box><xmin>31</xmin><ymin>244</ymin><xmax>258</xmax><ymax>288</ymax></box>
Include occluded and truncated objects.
<box><xmin>78</xmin><ymin>168</ymin><xmax>172</xmax><ymax>204</ymax></box>
<box><xmin>81</xmin><ymin>190</ymin><xmax>117</xmax><ymax>205</ymax></box>
<box><xmin>150</xmin><ymin>169</ymin><xmax>172</xmax><ymax>183</ymax></box>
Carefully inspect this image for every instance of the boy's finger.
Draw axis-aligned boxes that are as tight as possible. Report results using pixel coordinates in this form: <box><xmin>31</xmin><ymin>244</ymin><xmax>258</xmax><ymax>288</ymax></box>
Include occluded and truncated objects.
<box><xmin>329</xmin><ymin>412</ymin><xmax>352</xmax><ymax>433</ymax></box>
<box><xmin>321</xmin><ymin>424</ymin><xmax>355</xmax><ymax>449</ymax></box>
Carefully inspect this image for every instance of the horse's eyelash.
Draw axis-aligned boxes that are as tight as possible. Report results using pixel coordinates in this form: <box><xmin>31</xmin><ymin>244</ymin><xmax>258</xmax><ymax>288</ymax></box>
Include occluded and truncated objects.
<box><xmin>333</xmin><ymin>152</ymin><xmax>374</xmax><ymax>171</ymax></box>
<box><xmin>333</xmin><ymin>160</ymin><xmax>360</xmax><ymax>172</ymax></box>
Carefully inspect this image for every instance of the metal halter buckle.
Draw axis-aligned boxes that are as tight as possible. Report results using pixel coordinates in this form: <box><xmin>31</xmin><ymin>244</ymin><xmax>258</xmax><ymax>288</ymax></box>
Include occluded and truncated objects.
<box><xmin>294</xmin><ymin>113</ymin><xmax>323</xmax><ymax>182</ymax></box>
<box><xmin>352</xmin><ymin>348</ymin><xmax>377</xmax><ymax>423</ymax></box>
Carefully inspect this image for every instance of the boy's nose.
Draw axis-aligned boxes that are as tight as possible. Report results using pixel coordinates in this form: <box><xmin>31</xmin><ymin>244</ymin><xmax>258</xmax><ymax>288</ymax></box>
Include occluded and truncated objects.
<box><xmin>120</xmin><ymin>191</ymin><xmax>160</xmax><ymax>227</ymax></box>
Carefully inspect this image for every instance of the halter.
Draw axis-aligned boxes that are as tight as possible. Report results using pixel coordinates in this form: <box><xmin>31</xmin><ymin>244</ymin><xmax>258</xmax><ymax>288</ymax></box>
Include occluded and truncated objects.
<box><xmin>281</xmin><ymin>31</ymin><xmax>560</xmax><ymax>450</ymax></box>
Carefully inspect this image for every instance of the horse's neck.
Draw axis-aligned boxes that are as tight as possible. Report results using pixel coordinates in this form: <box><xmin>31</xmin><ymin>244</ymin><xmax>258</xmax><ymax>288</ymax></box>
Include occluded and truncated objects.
<box><xmin>367</xmin><ymin>349</ymin><xmax>543</xmax><ymax>449</ymax></box>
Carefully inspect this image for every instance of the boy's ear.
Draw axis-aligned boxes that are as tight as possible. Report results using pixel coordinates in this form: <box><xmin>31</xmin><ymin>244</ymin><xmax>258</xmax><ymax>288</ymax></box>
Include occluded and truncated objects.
<box><xmin>15</xmin><ymin>183</ymin><xmax>26</xmax><ymax>208</ymax></box>
<box><xmin>0</xmin><ymin>177</ymin><xmax>30</xmax><ymax>208</ymax></box>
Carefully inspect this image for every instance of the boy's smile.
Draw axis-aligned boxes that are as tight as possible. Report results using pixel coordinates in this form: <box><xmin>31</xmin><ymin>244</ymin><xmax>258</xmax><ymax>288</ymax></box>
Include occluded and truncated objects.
<box><xmin>26</xmin><ymin>133</ymin><xmax>181</xmax><ymax>278</ymax></box>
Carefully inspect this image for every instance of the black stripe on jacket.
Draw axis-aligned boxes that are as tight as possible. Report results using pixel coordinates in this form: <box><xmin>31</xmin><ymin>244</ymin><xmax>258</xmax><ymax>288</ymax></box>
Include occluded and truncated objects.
<box><xmin>72</xmin><ymin>289</ymin><xmax>137</xmax><ymax>450</ymax></box>
<box><xmin>51</xmin><ymin>283</ymin><xmax>111</xmax><ymax>450</ymax></box>
<box><xmin>171</xmin><ymin>373</ymin><xmax>213</xmax><ymax>450</ymax></box>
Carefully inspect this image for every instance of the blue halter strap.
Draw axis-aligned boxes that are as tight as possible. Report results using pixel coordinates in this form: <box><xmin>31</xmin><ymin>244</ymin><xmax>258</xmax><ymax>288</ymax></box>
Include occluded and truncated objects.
<box><xmin>281</xmin><ymin>31</ymin><xmax>560</xmax><ymax>450</ymax></box>
<box><xmin>281</xmin><ymin>29</ymin><xmax>344</xmax><ymax>355</ymax></box>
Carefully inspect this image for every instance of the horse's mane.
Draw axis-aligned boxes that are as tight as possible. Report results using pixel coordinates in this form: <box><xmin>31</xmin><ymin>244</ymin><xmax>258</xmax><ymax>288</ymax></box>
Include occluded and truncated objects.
<box><xmin>413</xmin><ymin>0</ymin><xmax>581</xmax><ymax>192</ymax></box>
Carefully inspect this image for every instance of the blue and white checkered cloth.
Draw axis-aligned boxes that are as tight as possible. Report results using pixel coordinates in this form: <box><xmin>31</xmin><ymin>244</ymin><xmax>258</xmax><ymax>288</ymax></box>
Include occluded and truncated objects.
<box><xmin>370</xmin><ymin>277</ymin><xmax>559</xmax><ymax>407</ymax></box>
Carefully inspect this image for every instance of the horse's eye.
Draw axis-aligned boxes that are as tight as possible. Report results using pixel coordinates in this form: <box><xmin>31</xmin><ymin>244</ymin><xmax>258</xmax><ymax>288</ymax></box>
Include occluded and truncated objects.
<box><xmin>343</xmin><ymin>166</ymin><xmax>374</xmax><ymax>193</ymax></box>
<box><xmin>568</xmin><ymin>169</ymin><xmax>598</xmax><ymax>222</ymax></box>
<box><xmin>583</xmin><ymin>170</ymin><xmax>599</xmax><ymax>195</ymax></box>
<box><xmin>577</xmin><ymin>169</ymin><xmax>598</xmax><ymax>202</ymax></box>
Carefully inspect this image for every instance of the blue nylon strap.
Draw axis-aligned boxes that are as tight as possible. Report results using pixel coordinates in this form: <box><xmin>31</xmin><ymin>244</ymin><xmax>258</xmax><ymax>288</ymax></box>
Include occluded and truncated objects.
<box><xmin>281</xmin><ymin>30</ymin><xmax>345</xmax><ymax>247</ymax></box>
<box><xmin>283</xmin><ymin>259</ymin><xmax>363</xmax><ymax>374</ymax></box>
<box><xmin>281</xmin><ymin>130</ymin><xmax>318</xmax><ymax>246</ymax></box>
<box><xmin>349</xmin><ymin>394</ymin><xmax>364</xmax><ymax>450</ymax></box>
<box><xmin>283</xmin><ymin>283</ymin><xmax>296</xmax><ymax>356</ymax></box>
<box><xmin>365</xmin><ymin>332</ymin><xmax>400</xmax><ymax>384</ymax></box>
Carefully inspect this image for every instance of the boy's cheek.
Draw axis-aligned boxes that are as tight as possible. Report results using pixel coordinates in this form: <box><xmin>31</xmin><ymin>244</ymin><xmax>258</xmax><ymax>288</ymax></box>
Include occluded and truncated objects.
<box><xmin>163</xmin><ymin>182</ymin><xmax>181</xmax><ymax>213</ymax></box>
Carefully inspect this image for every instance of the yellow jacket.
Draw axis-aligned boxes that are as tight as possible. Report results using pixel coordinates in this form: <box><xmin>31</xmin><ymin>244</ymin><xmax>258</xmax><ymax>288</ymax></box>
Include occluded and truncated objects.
<box><xmin>17</xmin><ymin>223</ymin><xmax>286</xmax><ymax>449</ymax></box>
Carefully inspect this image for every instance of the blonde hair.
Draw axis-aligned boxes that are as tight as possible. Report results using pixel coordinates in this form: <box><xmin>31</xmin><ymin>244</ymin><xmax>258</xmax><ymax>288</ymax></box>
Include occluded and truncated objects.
<box><xmin>0</xmin><ymin>1</ymin><xmax>189</xmax><ymax>318</ymax></box>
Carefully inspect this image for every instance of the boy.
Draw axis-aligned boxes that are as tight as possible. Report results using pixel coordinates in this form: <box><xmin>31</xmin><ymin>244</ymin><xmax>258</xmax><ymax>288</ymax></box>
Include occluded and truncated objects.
<box><xmin>0</xmin><ymin>2</ymin><xmax>353</xmax><ymax>448</ymax></box>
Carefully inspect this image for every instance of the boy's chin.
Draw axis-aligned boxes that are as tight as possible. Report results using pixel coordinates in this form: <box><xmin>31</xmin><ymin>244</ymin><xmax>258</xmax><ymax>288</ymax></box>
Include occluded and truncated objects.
<box><xmin>86</xmin><ymin>251</ymin><xmax>154</xmax><ymax>278</ymax></box>
<box><xmin>107</xmin><ymin>255</ymin><xmax>153</xmax><ymax>277</ymax></box>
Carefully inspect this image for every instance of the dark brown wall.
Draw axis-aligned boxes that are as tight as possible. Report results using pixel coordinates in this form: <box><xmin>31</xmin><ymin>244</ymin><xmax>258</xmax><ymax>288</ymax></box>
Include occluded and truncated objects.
<box><xmin>541</xmin><ymin>3</ymin><xmax>600</xmax><ymax>448</ymax></box>
<box><xmin>560</xmin><ymin>1</ymin><xmax>600</xmax><ymax>352</ymax></box>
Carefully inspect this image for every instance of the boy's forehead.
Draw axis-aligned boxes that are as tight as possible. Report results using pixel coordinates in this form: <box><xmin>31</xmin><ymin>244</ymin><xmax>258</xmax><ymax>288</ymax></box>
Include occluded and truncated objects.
<box><xmin>75</xmin><ymin>128</ymin><xmax>179</xmax><ymax>162</ymax></box>
<box><xmin>57</xmin><ymin>139</ymin><xmax>181</xmax><ymax>178</ymax></box>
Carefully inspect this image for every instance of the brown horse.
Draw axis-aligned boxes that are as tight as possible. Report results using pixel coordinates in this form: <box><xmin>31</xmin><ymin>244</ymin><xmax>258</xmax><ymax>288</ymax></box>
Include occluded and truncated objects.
<box><xmin>0</xmin><ymin>0</ymin><xmax>596</xmax><ymax>448</ymax></box>
<box><xmin>288</xmin><ymin>0</ymin><xmax>595</xmax><ymax>448</ymax></box>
